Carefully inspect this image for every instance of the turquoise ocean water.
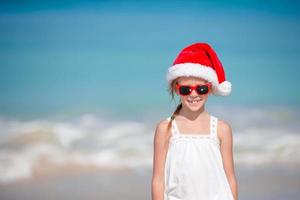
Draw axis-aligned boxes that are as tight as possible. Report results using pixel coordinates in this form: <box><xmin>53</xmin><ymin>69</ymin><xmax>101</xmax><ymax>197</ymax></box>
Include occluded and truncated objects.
<box><xmin>0</xmin><ymin>0</ymin><xmax>299</xmax><ymax>120</ymax></box>
<box><xmin>0</xmin><ymin>3</ymin><xmax>300</xmax><ymax>199</ymax></box>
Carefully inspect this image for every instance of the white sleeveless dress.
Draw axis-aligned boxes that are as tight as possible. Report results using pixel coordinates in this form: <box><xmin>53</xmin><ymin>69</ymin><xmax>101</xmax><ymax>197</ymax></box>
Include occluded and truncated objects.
<box><xmin>164</xmin><ymin>115</ymin><xmax>234</xmax><ymax>200</ymax></box>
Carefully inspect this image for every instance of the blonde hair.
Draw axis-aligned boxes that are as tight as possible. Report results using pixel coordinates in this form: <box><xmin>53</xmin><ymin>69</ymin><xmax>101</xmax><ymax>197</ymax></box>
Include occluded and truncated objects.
<box><xmin>167</xmin><ymin>78</ymin><xmax>182</xmax><ymax>132</ymax></box>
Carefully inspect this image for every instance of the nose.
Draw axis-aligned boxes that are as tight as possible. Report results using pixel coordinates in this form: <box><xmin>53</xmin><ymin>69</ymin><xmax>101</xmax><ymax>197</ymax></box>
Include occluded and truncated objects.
<box><xmin>190</xmin><ymin>89</ymin><xmax>199</xmax><ymax>97</ymax></box>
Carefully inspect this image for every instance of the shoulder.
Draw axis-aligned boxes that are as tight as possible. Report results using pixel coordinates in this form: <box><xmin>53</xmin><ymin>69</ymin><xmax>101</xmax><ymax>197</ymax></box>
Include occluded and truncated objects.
<box><xmin>216</xmin><ymin>118</ymin><xmax>233</xmax><ymax>141</ymax></box>
<box><xmin>155</xmin><ymin>118</ymin><xmax>170</xmax><ymax>131</ymax></box>
<box><xmin>153</xmin><ymin>118</ymin><xmax>172</xmax><ymax>143</ymax></box>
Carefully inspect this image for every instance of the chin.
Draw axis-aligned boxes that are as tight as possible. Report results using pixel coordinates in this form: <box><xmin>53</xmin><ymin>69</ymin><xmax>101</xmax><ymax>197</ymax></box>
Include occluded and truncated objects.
<box><xmin>188</xmin><ymin>106</ymin><xmax>204</xmax><ymax>112</ymax></box>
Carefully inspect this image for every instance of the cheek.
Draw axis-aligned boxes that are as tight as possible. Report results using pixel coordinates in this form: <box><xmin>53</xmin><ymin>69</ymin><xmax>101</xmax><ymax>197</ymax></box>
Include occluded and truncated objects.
<box><xmin>180</xmin><ymin>95</ymin><xmax>209</xmax><ymax>103</ymax></box>
<box><xmin>202</xmin><ymin>95</ymin><xmax>209</xmax><ymax>101</ymax></box>
<box><xmin>203</xmin><ymin>93</ymin><xmax>210</xmax><ymax>98</ymax></box>
<box><xmin>180</xmin><ymin>96</ymin><xmax>188</xmax><ymax>103</ymax></box>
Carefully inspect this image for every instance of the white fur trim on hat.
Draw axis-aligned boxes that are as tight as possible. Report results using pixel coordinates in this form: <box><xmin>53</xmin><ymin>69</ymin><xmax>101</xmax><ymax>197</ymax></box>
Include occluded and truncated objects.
<box><xmin>213</xmin><ymin>80</ymin><xmax>232</xmax><ymax>96</ymax></box>
<box><xmin>166</xmin><ymin>63</ymin><xmax>232</xmax><ymax>96</ymax></box>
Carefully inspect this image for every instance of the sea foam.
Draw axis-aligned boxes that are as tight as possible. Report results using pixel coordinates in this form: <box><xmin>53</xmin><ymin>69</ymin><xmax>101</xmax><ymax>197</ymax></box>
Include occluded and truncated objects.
<box><xmin>0</xmin><ymin>107</ymin><xmax>299</xmax><ymax>183</ymax></box>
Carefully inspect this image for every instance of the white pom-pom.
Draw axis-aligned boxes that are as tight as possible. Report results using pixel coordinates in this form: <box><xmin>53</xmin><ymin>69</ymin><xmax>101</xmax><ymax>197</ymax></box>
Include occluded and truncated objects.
<box><xmin>216</xmin><ymin>81</ymin><xmax>232</xmax><ymax>96</ymax></box>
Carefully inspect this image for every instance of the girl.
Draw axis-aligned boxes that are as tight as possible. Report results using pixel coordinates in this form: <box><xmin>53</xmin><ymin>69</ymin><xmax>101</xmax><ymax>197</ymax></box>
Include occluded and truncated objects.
<box><xmin>151</xmin><ymin>43</ymin><xmax>238</xmax><ymax>200</ymax></box>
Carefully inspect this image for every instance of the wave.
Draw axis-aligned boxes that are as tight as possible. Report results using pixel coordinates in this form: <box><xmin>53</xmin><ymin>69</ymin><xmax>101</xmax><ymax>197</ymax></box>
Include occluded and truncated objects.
<box><xmin>0</xmin><ymin>107</ymin><xmax>299</xmax><ymax>183</ymax></box>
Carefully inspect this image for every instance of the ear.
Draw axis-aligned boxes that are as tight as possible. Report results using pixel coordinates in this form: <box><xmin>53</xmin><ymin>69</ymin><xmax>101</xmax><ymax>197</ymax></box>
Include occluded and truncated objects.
<box><xmin>173</xmin><ymin>81</ymin><xmax>179</xmax><ymax>95</ymax></box>
<box><xmin>174</xmin><ymin>88</ymin><xmax>179</xmax><ymax>95</ymax></box>
<box><xmin>208</xmin><ymin>82</ymin><xmax>213</xmax><ymax>95</ymax></box>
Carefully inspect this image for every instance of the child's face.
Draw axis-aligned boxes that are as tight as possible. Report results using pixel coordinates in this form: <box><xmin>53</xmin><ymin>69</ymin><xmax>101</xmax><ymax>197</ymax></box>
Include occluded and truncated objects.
<box><xmin>175</xmin><ymin>76</ymin><xmax>211</xmax><ymax>112</ymax></box>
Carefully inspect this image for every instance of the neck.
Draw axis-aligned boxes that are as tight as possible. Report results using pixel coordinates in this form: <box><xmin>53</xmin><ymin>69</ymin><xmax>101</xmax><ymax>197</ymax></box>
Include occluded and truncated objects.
<box><xmin>179</xmin><ymin>104</ymin><xmax>208</xmax><ymax>121</ymax></box>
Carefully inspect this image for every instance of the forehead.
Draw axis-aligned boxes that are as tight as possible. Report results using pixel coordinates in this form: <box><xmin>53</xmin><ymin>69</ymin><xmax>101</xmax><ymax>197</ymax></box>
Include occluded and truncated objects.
<box><xmin>176</xmin><ymin>76</ymin><xmax>208</xmax><ymax>84</ymax></box>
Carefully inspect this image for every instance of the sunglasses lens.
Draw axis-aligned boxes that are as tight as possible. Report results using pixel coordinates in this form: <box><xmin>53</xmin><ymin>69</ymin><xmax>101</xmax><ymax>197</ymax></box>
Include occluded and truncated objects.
<box><xmin>196</xmin><ymin>85</ymin><xmax>209</xmax><ymax>94</ymax></box>
<box><xmin>179</xmin><ymin>86</ymin><xmax>191</xmax><ymax>95</ymax></box>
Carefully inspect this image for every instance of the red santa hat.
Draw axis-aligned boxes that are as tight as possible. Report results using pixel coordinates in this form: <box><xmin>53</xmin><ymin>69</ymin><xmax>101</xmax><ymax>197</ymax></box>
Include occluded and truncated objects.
<box><xmin>166</xmin><ymin>42</ymin><xmax>232</xmax><ymax>96</ymax></box>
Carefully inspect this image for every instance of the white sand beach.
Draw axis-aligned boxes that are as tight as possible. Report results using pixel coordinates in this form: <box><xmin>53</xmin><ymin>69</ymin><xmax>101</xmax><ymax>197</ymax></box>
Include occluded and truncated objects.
<box><xmin>0</xmin><ymin>164</ymin><xmax>299</xmax><ymax>200</ymax></box>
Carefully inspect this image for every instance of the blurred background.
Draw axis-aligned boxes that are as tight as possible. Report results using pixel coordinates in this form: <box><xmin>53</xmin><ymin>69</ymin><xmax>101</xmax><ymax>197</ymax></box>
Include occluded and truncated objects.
<box><xmin>0</xmin><ymin>0</ymin><xmax>300</xmax><ymax>199</ymax></box>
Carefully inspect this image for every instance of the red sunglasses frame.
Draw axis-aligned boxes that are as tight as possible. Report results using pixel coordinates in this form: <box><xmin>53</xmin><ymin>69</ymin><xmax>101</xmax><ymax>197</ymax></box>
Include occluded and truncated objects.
<box><xmin>175</xmin><ymin>82</ymin><xmax>212</xmax><ymax>96</ymax></box>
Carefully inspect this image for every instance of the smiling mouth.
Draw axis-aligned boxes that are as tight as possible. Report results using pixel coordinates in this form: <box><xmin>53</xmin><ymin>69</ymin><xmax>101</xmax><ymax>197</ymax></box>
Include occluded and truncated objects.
<box><xmin>187</xmin><ymin>99</ymin><xmax>202</xmax><ymax>104</ymax></box>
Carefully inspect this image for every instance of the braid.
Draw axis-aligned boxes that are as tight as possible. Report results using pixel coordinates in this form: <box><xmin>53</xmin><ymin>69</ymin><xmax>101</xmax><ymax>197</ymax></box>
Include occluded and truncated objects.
<box><xmin>167</xmin><ymin>103</ymin><xmax>182</xmax><ymax>131</ymax></box>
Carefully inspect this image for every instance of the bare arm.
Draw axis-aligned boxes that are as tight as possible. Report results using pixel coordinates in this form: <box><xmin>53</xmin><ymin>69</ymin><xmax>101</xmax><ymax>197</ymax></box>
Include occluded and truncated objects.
<box><xmin>218</xmin><ymin>120</ymin><xmax>238</xmax><ymax>200</ymax></box>
<box><xmin>151</xmin><ymin>120</ymin><xmax>170</xmax><ymax>200</ymax></box>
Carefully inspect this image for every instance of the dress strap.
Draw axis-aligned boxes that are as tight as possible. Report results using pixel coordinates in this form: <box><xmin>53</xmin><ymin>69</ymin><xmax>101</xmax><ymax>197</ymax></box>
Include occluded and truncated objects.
<box><xmin>167</xmin><ymin>116</ymin><xmax>180</xmax><ymax>136</ymax></box>
<box><xmin>210</xmin><ymin>115</ymin><xmax>218</xmax><ymax>139</ymax></box>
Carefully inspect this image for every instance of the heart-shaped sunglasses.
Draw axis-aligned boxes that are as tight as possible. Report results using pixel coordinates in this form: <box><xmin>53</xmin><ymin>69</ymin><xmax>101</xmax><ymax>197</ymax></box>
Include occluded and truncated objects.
<box><xmin>175</xmin><ymin>82</ymin><xmax>212</xmax><ymax>96</ymax></box>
